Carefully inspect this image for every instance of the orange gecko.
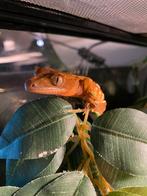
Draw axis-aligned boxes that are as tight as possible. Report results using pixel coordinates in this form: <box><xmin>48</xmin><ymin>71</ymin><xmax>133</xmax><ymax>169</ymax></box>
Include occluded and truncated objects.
<box><xmin>25</xmin><ymin>66</ymin><xmax>112</xmax><ymax>195</ymax></box>
<box><xmin>25</xmin><ymin>66</ymin><xmax>106</xmax><ymax>116</ymax></box>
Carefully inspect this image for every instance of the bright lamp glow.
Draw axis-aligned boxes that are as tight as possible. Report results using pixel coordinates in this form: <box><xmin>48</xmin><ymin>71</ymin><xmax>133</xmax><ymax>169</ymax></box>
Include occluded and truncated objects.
<box><xmin>36</xmin><ymin>39</ymin><xmax>44</xmax><ymax>47</ymax></box>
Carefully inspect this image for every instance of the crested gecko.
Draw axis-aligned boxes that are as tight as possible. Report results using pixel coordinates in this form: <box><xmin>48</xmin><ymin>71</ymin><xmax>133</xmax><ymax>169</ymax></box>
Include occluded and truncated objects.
<box><xmin>25</xmin><ymin>66</ymin><xmax>106</xmax><ymax>115</ymax></box>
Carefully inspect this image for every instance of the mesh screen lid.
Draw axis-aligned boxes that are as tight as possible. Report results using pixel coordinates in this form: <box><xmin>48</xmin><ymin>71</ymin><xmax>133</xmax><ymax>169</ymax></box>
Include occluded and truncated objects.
<box><xmin>20</xmin><ymin>0</ymin><xmax>147</xmax><ymax>34</ymax></box>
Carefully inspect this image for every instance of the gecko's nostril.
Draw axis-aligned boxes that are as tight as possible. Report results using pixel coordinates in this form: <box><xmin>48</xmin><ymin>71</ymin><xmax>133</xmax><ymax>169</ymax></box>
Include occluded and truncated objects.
<box><xmin>31</xmin><ymin>83</ymin><xmax>36</xmax><ymax>87</ymax></box>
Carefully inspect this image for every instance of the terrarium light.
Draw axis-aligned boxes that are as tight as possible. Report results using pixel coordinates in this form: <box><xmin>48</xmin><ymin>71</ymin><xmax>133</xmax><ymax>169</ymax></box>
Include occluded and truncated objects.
<box><xmin>0</xmin><ymin>88</ymin><xmax>6</xmax><ymax>93</ymax></box>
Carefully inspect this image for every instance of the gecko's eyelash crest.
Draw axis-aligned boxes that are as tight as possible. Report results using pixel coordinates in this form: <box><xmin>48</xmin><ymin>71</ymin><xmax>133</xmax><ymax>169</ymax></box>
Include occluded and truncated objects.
<box><xmin>50</xmin><ymin>75</ymin><xmax>63</xmax><ymax>86</ymax></box>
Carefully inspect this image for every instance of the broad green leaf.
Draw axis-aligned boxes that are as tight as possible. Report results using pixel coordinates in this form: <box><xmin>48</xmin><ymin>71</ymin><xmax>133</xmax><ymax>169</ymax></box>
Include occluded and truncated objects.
<box><xmin>120</xmin><ymin>186</ymin><xmax>147</xmax><ymax>195</ymax></box>
<box><xmin>0</xmin><ymin>186</ymin><xmax>19</xmax><ymax>195</ymax></box>
<box><xmin>91</xmin><ymin>108</ymin><xmax>147</xmax><ymax>188</ymax></box>
<box><xmin>0</xmin><ymin>96</ymin><xmax>76</xmax><ymax>159</ymax></box>
<box><xmin>14</xmin><ymin>172</ymin><xmax>97</xmax><ymax>196</ymax></box>
<box><xmin>108</xmin><ymin>187</ymin><xmax>147</xmax><ymax>196</ymax></box>
<box><xmin>6</xmin><ymin>147</ymin><xmax>65</xmax><ymax>187</ymax></box>
<box><xmin>108</xmin><ymin>191</ymin><xmax>137</xmax><ymax>196</ymax></box>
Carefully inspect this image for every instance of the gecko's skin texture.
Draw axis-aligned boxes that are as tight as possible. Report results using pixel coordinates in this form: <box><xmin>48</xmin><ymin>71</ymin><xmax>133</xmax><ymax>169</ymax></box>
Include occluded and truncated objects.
<box><xmin>25</xmin><ymin>66</ymin><xmax>106</xmax><ymax>115</ymax></box>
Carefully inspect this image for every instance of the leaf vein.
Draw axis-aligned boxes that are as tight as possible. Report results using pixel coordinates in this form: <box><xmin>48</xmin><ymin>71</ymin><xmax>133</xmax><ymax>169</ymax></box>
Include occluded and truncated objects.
<box><xmin>93</xmin><ymin>125</ymin><xmax>147</xmax><ymax>144</ymax></box>
<box><xmin>95</xmin><ymin>150</ymin><xmax>147</xmax><ymax>177</ymax></box>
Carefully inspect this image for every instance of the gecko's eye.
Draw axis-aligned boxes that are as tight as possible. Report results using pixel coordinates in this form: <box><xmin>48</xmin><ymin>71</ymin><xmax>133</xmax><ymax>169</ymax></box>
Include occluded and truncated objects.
<box><xmin>50</xmin><ymin>75</ymin><xmax>63</xmax><ymax>86</ymax></box>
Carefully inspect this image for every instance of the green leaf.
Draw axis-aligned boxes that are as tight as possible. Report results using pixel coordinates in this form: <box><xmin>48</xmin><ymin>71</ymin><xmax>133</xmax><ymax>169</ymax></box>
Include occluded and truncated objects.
<box><xmin>14</xmin><ymin>172</ymin><xmax>97</xmax><ymax>196</ymax></box>
<box><xmin>0</xmin><ymin>186</ymin><xmax>19</xmax><ymax>195</ymax></box>
<box><xmin>91</xmin><ymin>108</ymin><xmax>147</xmax><ymax>189</ymax></box>
<box><xmin>0</xmin><ymin>96</ymin><xmax>76</xmax><ymax>159</ymax></box>
<box><xmin>107</xmin><ymin>191</ymin><xmax>137</xmax><ymax>196</ymax></box>
<box><xmin>108</xmin><ymin>187</ymin><xmax>147</xmax><ymax>196</ymax></box>
<box><xmin>6</xmin><ymin>146</ymin><xmax>65</xmax><ymax>187</ymax></box>
<box><xmin>120</xmin><ymin>187</ymin><xmax>147</xmax><ymax>195</ymax></box>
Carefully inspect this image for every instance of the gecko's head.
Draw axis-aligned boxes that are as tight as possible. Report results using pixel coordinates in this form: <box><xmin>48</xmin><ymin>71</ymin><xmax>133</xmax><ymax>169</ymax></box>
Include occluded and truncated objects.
<box><xmin>25</xmin><ymin>66</ymin><xmax>81</xmax><ymax>96</ymax></box>
<box><xmin>25</xmin><ymin>68</ymin><xmax>65</xmax><ymax>94</ymax></box>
